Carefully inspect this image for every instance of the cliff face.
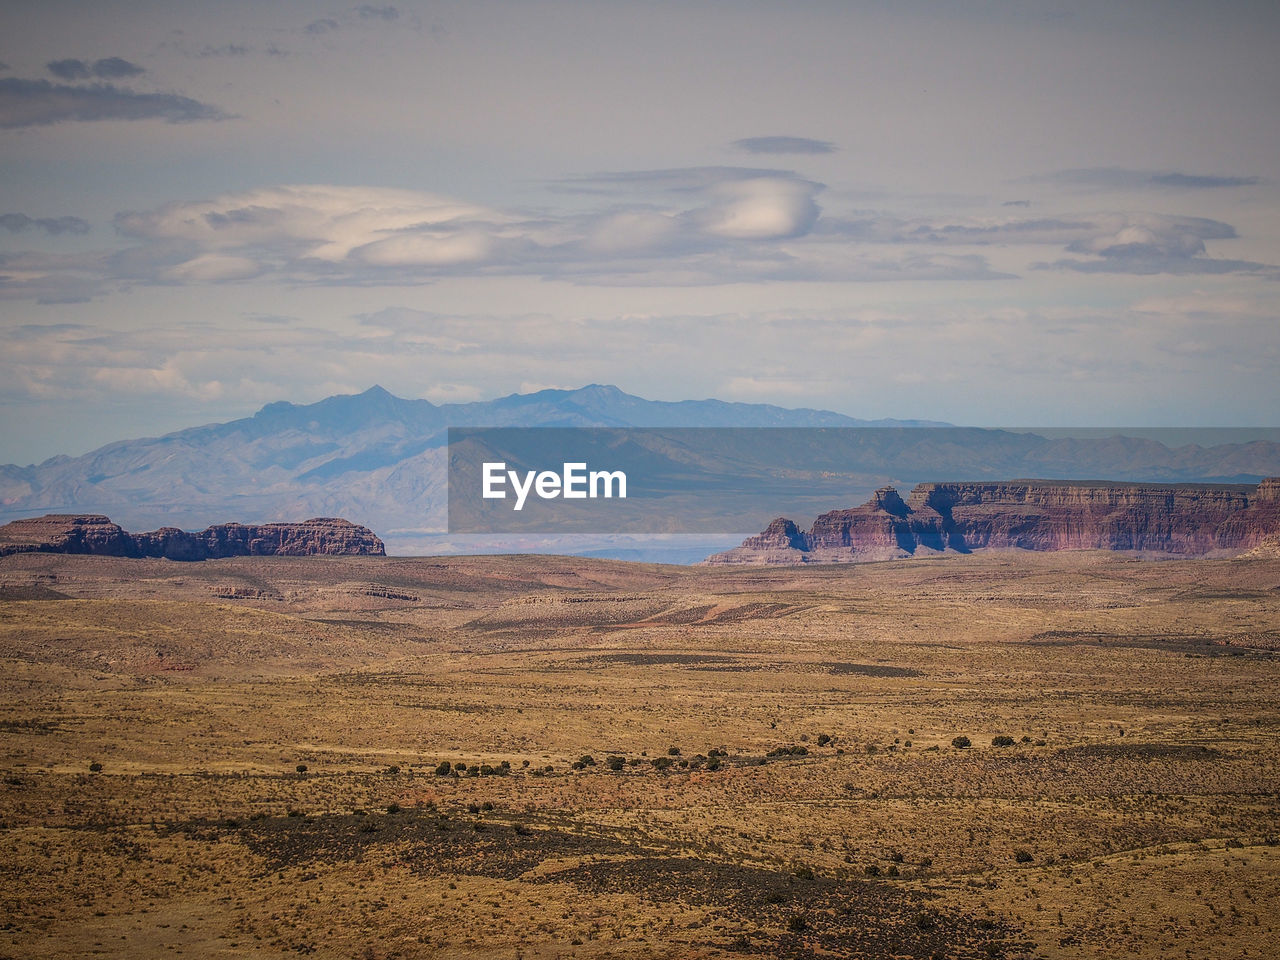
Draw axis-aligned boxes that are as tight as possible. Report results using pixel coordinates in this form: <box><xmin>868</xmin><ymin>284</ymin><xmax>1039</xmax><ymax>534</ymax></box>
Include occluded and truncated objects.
<box><xmin>0</xmin><ymin>515</ymin><xmax>385</xmax><ymax>560</ymax></box>
<box><xmin>708</xmin><ymin>478</ymin><xmax>1280</xmax><ymax>564</ymax></box>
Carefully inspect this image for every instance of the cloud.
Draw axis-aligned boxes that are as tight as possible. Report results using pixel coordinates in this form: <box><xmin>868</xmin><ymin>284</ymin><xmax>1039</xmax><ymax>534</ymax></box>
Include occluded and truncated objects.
<box><xmin>1040</xmin><ymin>167</ymin><xmax>1262</xmax><ymax>191</ymax></box>
<box><xmin>88</xmin><ymin>57</ymin><xmax>146</xmax><ymax>79</ymax></box>
<box><xmin>1037</xmin><ymin>213</ymin><xmax>1276</xmax><ymax>276</ymax></box>
<box><xmin>732</xmin><ymin>136</ymin><xmax>836</xmax><ymax>155</ymax></box>
<box><xmin>0</xmin><ymin>77</ymin><xmax>226</xmax><ymax>128</ymax></box>
<box><xmin>304</xmin><ymin>6</ymin><xmax>406</xmax><ymax>33</ymax></box>
<box><xmin>0</xmin><ymin>213</ymin><xmax>91</xmax><ymax>236</ymax></box>
<box><xmin>47</xmin><ymin>57</ymin><xmax>146</xmax><ymax>80</ymax></box>
<box><xmin>687</xmin><ymin>177</ymin><xmax>820</xmax><ymax>240</ymax></box>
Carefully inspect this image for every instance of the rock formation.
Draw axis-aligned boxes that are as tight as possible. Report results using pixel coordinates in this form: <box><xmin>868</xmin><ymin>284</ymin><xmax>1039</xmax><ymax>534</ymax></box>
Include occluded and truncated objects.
<box><xmin>0</xmin><ymin>515</ymin><xmax>385</xmax><ymax>560</ymax></box>
<box><xmin>708</xmin><ymin>478</ymin><xmax>1280</xmax><ymax>564</ymax></box>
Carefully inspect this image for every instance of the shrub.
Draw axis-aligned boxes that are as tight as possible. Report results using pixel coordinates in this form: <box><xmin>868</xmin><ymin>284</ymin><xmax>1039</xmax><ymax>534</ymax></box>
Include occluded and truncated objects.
<box><xmin>606</xmin><ymin>755</ymin><xmax>625</xmax><ymax>771</ymax></box>
<box><xmin>88</xmin><ymin>761</ymin><xmax>103</xmax><ymax>773</ymax></box>
<box><xmin>787</xmin><ymin>914</ymin><xmax>807</xmax><ymax>932</ymax></box>
<box><xmin>705</xmin><ymin>757</ymin><xmax>721</xmax><ymax>771</ymax></box>
<box><xmin>816</xmin><ymin>733</ymin><xmax>831</xmax><ymax>747</ymax></box>
<box><xmin>951</xmin><ymin>736</ymin><xmax>972</xmax><ymax>749</ymax></box>
<box><xmin>864</xmin><ymin>864</ymin><xmax>881</xmax><ymax>877</ymax></box>
<box><xmin>387</xmin><ymin>764</ymin><xmax>400</xmax><ymax>775</ymax></box>
<box><xmin>295</xmin><ymin>764</ymin><xmax>308</xmax><ymax>774</ymax></box>
<box><xmin>479</xmin><ymin>764</ymin><xmax>495</xmax><ymax>776</ymax></box>
<box><xmin>435</xmin><ymin>761</ymin><xmax>452</xmax><ymax>776</ymax></box>
<box><xmin>914</xmin><ymin>910</ymin><xmax>937</xmax><ymax>931</ymax></box>
<box><xmin>992</xmin><ymin>736</ymin><xmax>1015</xmax><ymax>747</ymax></box>
<box><xmin>1014</xmin><ymin>849</ymin><xmax>1034</xmax><ymax>863</ymax></box>
<box><xmin>454</xmin><ymin>762</ymin><xmax>467</xmax><ymax>773</ymax></box>
<box><xmin>651</xmin><ymin>756</ymin><xmax>674</xmax><ymax>771</ymax></box>
<box><xmin>668</xmin><ymin>746</ymin><xmax>681</xmax><ymax>756</ymax></box>
<box><xmin>386</xmin><ymin>803</ymin><xmax>400</xmax><ymax>814</ymax></box>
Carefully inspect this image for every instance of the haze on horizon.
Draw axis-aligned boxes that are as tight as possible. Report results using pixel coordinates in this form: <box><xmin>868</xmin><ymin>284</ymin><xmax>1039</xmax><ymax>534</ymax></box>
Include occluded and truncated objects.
<box><xmin>2</xmin><ymin>0</ymin><xmax>1279</xmax><ymax>465</ymax></box>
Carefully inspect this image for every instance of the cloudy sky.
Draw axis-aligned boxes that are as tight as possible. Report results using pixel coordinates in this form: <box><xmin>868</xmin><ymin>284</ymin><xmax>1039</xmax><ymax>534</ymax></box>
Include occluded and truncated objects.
<box><xmin>2</xmin><ymin>0</ymin><xmax>1278</xmax><ymax>464</ymax></box>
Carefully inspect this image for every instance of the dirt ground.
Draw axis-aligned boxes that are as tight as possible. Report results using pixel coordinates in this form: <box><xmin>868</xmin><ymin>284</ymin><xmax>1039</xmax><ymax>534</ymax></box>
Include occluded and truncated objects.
<box><xmin>1</xmin><ymin>549</ymin><xmax>1278</xmax><ymax>959</ymax></box>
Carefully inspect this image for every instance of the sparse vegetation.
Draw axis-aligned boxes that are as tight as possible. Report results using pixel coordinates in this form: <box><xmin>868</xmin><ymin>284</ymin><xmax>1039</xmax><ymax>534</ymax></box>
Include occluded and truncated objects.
<box><xmin>1</xmin><ymin>549</ymin><xmax>1275</xmax><ymax>960</ymax></box>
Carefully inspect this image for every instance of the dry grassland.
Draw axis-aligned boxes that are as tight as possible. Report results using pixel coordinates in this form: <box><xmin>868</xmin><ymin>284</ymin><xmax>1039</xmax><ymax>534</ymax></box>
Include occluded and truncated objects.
<box><xmin>1</xmin><ymin>550</ymin><xmax>1278</xmax><ymax>959</ymax></box>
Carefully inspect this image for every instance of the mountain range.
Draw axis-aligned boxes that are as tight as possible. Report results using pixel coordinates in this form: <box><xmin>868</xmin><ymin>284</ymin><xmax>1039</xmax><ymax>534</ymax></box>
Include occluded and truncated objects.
<box><xmin>2</xmin><ymin>384</ymin><xmax>1278</xmax><ymax>559</ymax></box>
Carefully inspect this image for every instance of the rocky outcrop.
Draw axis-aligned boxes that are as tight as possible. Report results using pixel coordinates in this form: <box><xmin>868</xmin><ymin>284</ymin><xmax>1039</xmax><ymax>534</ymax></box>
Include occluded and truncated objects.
<box><xmin>708</xmin><ymin>478</ymin><xmax>1280</xmax><ymax>564</ymax></box>
<box><xmin>0</xmin><ymin>515</ymin><xmax>385</xmax><ymax>560</ymax></box>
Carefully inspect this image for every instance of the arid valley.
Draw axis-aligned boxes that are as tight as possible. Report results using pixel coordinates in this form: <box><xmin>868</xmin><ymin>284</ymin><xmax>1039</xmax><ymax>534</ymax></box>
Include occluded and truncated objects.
<box><xmin>2</xmin><ymin>548</ymin><xmax>1278</xmax><ymax>959</ymax></box>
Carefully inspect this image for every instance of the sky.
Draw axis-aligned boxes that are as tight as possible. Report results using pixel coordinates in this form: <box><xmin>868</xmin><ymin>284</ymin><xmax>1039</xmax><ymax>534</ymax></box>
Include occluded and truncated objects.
<box><xmin>2</xmin><ymin>0</ymin><xmax>1279</xmax><ymax>465</ymax></box>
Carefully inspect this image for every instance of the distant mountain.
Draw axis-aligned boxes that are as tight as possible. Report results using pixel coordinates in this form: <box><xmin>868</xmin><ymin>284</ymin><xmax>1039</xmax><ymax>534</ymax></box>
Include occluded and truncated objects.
<box><xmin>2</xmin><ymin>384</ymin><xmax>1277</xmax><ymax>559</ymax></box>
<box><xmin>0</xmin><ymin>385</ymin><xmax>938</xmax><ymax>543</ymax></box>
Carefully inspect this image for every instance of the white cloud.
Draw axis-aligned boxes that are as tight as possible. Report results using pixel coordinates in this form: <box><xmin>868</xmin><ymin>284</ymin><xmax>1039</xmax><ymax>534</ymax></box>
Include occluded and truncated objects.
<box><xmin>692</xmin><ymin>177</ymin><xmax>820</xmax><ymax>240</ymax></box>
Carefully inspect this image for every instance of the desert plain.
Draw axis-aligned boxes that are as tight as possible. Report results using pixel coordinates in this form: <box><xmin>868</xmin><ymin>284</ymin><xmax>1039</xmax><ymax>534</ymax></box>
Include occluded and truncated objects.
<box><xmin>1</xmin><ymin>548</ymin><xmax>1278</xmax><ymax>959</ymax></box>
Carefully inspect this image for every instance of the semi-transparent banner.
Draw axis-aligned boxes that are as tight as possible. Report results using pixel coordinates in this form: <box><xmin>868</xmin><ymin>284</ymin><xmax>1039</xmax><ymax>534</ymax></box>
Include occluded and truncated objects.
<box><xmin>446</xmin><ymin>427</ymin><xmax>1280</xmax><ymax>534</ymax></box>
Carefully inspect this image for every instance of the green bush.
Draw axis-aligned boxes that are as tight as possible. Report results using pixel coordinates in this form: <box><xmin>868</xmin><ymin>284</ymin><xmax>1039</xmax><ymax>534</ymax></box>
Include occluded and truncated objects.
<box><xmin>951</xmin><ymin>736</ymin><xmax>972</xmax><ymax>749</ymax></box>
<box><xmin>435</xmin><ymin>761</ymin><xmax>452</xmax><ymax>776</ymax></box>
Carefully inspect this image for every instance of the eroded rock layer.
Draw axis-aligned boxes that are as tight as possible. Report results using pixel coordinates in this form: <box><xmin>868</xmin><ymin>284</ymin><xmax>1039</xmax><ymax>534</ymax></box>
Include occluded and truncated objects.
<box><xmin>709</xmin><ymin>478</ymin><xmax>1280</xmax><ymax>564</ymax></box>
<box><xmin>0</xmin><ymin>515</ymin><xmax>385</xmax><ymax>560</ymax></box>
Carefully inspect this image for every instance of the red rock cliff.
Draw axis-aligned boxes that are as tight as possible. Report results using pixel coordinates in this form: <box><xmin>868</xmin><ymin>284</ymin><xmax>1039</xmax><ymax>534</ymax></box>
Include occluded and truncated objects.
<box><xmin>0</xmin><ymin>515</ymin><xmax>385</xmax><ymax>560</ymax></box>
<box><xmin>708</xmin><ymin>478</ymin><xmax>1280</xmax><ymax>563</ymax></box>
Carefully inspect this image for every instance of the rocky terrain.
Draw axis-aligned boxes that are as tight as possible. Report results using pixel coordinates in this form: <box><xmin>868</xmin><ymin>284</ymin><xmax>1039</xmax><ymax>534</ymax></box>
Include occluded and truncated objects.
<box><xmin>0</xmin><ymin>514</ymin><xmax>384</xmax><ymax>560</ymax></box>
<box><xmin>3</xmin><ymin>385</ymin><xmax>1278</xmax><ymax>559</ymax></box>
<box><xmin>709</xmin><ymin>477</ymin><xmax>1280</xmax><ymax>563</ymax></box>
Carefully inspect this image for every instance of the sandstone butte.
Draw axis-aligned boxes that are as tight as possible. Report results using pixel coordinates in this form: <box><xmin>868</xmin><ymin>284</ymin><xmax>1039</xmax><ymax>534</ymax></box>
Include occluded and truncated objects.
<box><xmin>0</xmin><ymin>515</ymin><xmax>385</xmax><ymax>561</ymax></box>
<box><xmin>707</xmin><ymin>477</ymin><xmax>1280</xmax><ymax>564</ymax></box>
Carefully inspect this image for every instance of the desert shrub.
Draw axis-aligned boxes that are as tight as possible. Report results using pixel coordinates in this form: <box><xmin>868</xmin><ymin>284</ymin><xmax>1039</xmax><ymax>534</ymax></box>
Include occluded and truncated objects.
<box><xmin>606</xmin><ymin>755</ymin><xmax>625</xmax><ymax>771</ymax></box>
<box><xmin>386</xmin><ymin>802</ymin><xmax>400</xmax><ymax>814</ymax></box>
<box><xmin>1020</xmin><ymin>735</ymin><xmax>1033</xmax><ymax>744</ymax></box>
<box><xmin>864</xmin><ymin>864</ymin><xmax>881</xmax><ymax>877</ymax></box>
<box><xmin>88</xmin><ymin>761</ymin><xmax>103</xmax><ymax>773</ymax></box>
<box><xmin>886</xmin><ymin>865</ymin><xmax>899</xmax><ymax>877</ymax></box>
<box><xmin>706</xmin><ymin>757</ymin><xmax>721</xmax><ymax>771</ymax></box>
<box><xmin>767</xmin><ymin>745</ymin><xmax>808</xmax><ymax>757</ymax></box>
<box><xmin>435</xmin><ymin>761</ymin><xmax>452</xmax><ymax>776</ymax></box>
<box><xmin>479</xmin><ymin>764</ymin><xmax>495</xmax><ymax>776</ymax></box>
<box><xmin>914</xmin><ymin>910</ymin><xmax>937</xmax><ymax>930</ymax></box>
<box><xmin>816</xmin><ymin>733</ymin><xmax>831</xmax><ymax>746</ymax></box>
<box><xmin>992</xmin><ymin>736</ymin><xmax>1015</xmax><ymax>747</ymax></box>
<box><xmin>890</xmin><ymin>851</ymin><xmax>905</xmax><ymax>863</ymax></box>
<box><xmin>952</xmin><ymin>736</ymin><xmax>971</xmax><ymax>749</ymax></box>
<box><xmin>787</xmin><ymin>914</ymin><xmax>807</xmax><ymax>932</ymax></box>
<box><xmin>651</xmin><ymin>756</ymin><xmax>674</xmax><ymax>771</ymax></box>
<box><xmin>295</xmin><ymin>764</ymin><xmax>308</xmax><ymax>774</ymax></box>
<box><xmin>793</xmin><ymin>865</ymin><xmax>814</xmax><ymax>880</ymax></box>
<box><xmin>468</xmin><ymin>802</ymin><xmax>480</xmax><ymax>813</ymax></box>
<box><xmin>287</xmin><ymin>809</ymin><xmax>303</xmax><ymax>818</ymax></box>
<box><xmin>454</xmin><ymin>762</ymin><xmax>467</xmax><ymax>773</ymax></box>
<box><xmin>480</xmin><ymin>801</ymin><xmax>494</xmax><ymax>811</ymax></box>
<box><xmin>1014</xmin><ymin>849</ymin><xmax>1033</xmax><ymax>863</ymax></box>
<box><xmin>387</xmin><ymin>764</ymin><xmax>400</xmax><ymax>775</ymax></box>
<box><xmin>668</xmin><ymin>746</ymin><xmax>681</xmax><ymax>756</ymax></box>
